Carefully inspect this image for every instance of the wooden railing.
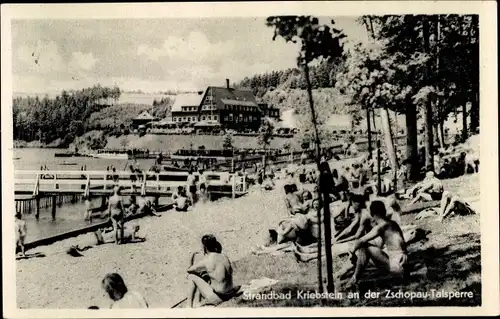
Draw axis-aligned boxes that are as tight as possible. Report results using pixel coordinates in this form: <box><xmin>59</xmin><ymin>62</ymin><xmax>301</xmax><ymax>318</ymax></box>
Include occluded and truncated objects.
<box><xmin>14</xmin><ymin>170</ymin><xmax>247</xmax><ymax>198</ymax></box>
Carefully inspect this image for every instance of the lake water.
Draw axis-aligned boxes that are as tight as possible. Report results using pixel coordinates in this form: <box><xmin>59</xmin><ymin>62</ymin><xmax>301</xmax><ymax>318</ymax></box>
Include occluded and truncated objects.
<box><xmin>13</xmin><ymin>148</ymin><xmax>168</xmax><ymax>244</ymax></box>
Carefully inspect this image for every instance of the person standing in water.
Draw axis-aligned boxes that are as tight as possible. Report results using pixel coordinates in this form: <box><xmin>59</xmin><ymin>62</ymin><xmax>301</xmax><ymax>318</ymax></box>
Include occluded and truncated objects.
<box><xmin>108</xmin><ymin>186</ymin><xmax>125</xmax><ymax>244</ymax></box>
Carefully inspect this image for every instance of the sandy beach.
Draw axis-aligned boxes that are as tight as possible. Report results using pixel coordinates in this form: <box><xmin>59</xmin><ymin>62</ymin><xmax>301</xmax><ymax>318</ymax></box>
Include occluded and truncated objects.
<box><xmin>16</xmin><ymin>179</ymin><xmax>290</xmax><ymax>309</ymax></box>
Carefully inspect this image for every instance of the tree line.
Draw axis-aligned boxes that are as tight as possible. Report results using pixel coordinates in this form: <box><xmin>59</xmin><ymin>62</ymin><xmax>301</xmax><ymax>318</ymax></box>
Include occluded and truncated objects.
<box><xmin>335</xmin><ymin>15</ymin><xmax>479</xmax><ymax>180</ymax></box>
<box><xmin>235</xmin><ymin>57</ymin><xmax>345</xmax><ymax>98</ymax></box>
<box><xmin>13</xmin><ymin>85</ymin><xmax>121</xmax><ymax>146</ymax></box>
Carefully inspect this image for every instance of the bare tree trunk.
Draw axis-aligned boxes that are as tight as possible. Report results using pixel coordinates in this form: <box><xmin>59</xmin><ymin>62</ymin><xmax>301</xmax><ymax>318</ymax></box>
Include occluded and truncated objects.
<box><xmin>366</xmin><ymin>107</ymin><xmax>373</xmax><ymax>158</ymax></box>
<box><xmin>470</xmin><ymin>93</ymin><xmax>479</xmax><ymax>134</ymax></box>
<box><xmin>462</xmin><ymin>103</ymin><xmax>468</xmax><ymax>142</ymax></box>
<box><xmin>405</xmin><ymin>102</ymin><xmax>420</xmax><ymax>181</ymax></box>
<box><xmin>304</xmin><ymin>63</ymin><xmax>327</xmax><ymax>295</ymax></box>
<box><xmin>438</xmin><ymin>122</ymin><xmax>445</xmax><ymax>149</ymax></box>
<box><xmin>380</xmin><ymin>107</ymin><xmax>397</xmax><ymax>171</ymax></box>
<box><xmin>433</xmin><ymin>124</ymin><xmax>440</xmax><ymax>147</ymax></box>
<box><xmin>422</xmin><ymin>17</ymin><xmax>434</xmax><ymax>172</ymax></box>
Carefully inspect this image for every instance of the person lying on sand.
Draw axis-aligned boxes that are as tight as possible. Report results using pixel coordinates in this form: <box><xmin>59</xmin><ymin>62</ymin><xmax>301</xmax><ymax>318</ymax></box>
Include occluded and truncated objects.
<box><xmin>95</xmin><ymin>223</ymin><xmax>145</xmax><ymax>245</ymax></box>
<box><xmin>336</xmin><ymin>200</ymin><xmax>408</xmax><ymax>289</ymax></box>
<box><xmin>186</xmin><ymin>235</ymin><xmax>240</xmax><ymax>308</ymax></box>
<box><xmin>102</xmin><ymin>273</ymin><xmax>149</xmax><ymax>308</ymax></box>
<box><xmin>137</xmin><ymin>195</ymin><xmax>161</xmax><ymax>217</ymax></box>
<box><xmin>261</xmin><ymin>175</ymin><xmax>275</xmax><ymax>191</ymax></box>
<box><xmin>407</xmin><ymin>171</ymin><xmax>444</xmax><ymax>205</ymax></box>
<box><xmin>437</xmin><ymin>191</ymin><xmax>476</xmax><ymax>220</ymax></box>
<box><xmin>15</xmin><ymin>212</ymin><xmax>27</xmax><ymax>257</ymax></box>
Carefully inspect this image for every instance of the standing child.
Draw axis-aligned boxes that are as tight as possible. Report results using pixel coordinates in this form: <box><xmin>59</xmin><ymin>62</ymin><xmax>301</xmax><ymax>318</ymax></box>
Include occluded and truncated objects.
<box><xmin>84</xmin><ymin>196</ymin><xmax>93</xmax><ymax>222</ymax></box>
<box><xmin>15</xmin><ymin>212</ymin><xmax>27</xmax><ymax>257</ymax></box>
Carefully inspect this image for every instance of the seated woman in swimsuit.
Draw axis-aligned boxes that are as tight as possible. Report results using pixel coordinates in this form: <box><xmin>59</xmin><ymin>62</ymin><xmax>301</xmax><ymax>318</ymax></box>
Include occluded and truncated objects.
<box><xmin>108</xmin><ymin>186</ymin><xmax>125</xmax><ymax>245</ymax></box>
<box><xmin>186</xmin><ymin>235</ymin><xmax>239</xmax><ymax>308</ymax></box>
<box><xmin>284</xmin><ymin>184</ymin><xmax>309</xmax><ymax>215</ymax></box>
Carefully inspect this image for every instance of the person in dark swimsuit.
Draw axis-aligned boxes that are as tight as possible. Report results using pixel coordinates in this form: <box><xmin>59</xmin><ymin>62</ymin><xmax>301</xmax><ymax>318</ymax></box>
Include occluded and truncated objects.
<box><xmin>108</xmin><ymin>186</ymin><xmax>125</xmax><ymax>244</ymax></box>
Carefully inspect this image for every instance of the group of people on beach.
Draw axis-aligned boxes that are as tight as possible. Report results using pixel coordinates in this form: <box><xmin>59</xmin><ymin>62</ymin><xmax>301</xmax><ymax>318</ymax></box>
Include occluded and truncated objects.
<box><xmin>257</xmin><ymin>144</ymin><xmax>478</xmax><ymax>289</ymax></box>
<box><xmin>16</xmin><ymin>138</ymin><xmax>480</xmax><ymax>308</ymax></box>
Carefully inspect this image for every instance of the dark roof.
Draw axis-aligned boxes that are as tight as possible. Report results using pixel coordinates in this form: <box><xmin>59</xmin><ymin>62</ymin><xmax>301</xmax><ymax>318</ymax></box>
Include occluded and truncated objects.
<box><xmin>203</xmin><ymin>86</ymin><xmax>258</xmax><ymax>111</ymax></box>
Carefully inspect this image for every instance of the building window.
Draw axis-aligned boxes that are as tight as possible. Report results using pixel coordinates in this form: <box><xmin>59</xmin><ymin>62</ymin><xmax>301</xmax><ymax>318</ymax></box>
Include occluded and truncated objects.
<box><xmin>214</xmin><ymin>115</ymin><xmax>218</xmax><ymax>121</ymax></box>
<box><xmin>202</xmin><ymin>116</ymin><xmax>206</xmax><ymax>120</ymax></box>
<box><xmin>192</xmin><ymin>117</ymin><xmax>196</xmax><ymax>121</ymax></box>
<box><xmin>207</xmin><ymin>115</ymin><xmax>211</xmax><ymax>120</ymax></box>
<box><xmin>229</xmin><ymin>113</ymin><xmax>233</xmax><ymax>121</ymax></box>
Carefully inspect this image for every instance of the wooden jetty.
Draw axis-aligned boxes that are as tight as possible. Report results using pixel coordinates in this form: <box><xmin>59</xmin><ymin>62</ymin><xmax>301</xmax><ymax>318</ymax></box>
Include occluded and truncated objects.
<box><xmin>14</xmin><ymin>169</ymin><xmax>248</xmax><ymax>219</ymax></box>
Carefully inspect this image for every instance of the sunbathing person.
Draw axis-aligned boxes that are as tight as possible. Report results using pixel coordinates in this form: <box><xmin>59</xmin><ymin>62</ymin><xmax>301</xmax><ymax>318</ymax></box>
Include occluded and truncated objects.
<box><xmin>336</xmin><ymin>200</ymin><xmax>408</xmax><ymax>289</ymax></box>
<box><xmin>332</xmin><ymin>168</ymin><xmax>349</xmax><ymax>202</ymax></box>
<box><xmin>334</xmin><ymin>194</ymin><xmax>375</xmax><ymax>245</ymax></box>
<box><xmin>437</xmin><ymin>191</ymin><xmax>477</xmax><ymax>220</ymax></box>
<box><xmin>408</xmin><ymin>171</ymin><xmax>444</xmax><ymax>204</ymax></box>
<box><xmin>173</xmin><ymin>191</ymin><xmax>191</xmax><ymax>212</ymax></box>
<box><xmin>172</xmin><ymin>186</ymin><xmax>184</xmax><ymax>202</ymax></box>
<box><xmin>94</xmin><ymin>223</ymin><xmax>145</xmax><ymax>245</ymax></box>
<box><xmin>15</xmin><ymin>212</ymin><xmax>27</xmax><ymax>257</ymax></box>
<box><xmin>261</xmin><ymin>174</ymin><xmax>275</xmax><ymax>191</ymax></box>
<box><xmin>137</xmin><ymin>195</ymin><xmax>161</xmax><ymax>217</ymax></box>
<box><xmin>102</xmin><ymin>273</ymin><xmax>149</xmax><ymax>308</ymax></box>
<box><xmin>284</xmin><ymin>184</ymin><xmax>309</xmax><ymax>215</ymax></box>
<box><xmin>187</xmin><ymin>235</ymin><xmax>239</xmax><ymax>308</ymax></box>
<box><xmin>306</xmin><ymin>198</ymin><xmax>324</xmax><ymax>240</ymax></box>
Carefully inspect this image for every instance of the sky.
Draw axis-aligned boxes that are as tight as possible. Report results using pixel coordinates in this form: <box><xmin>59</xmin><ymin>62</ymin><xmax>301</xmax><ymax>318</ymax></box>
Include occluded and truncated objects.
<box><xmin>11</xmin><ymin>17</ymin><xmax>369</xmax><ymax>94</ymax></box>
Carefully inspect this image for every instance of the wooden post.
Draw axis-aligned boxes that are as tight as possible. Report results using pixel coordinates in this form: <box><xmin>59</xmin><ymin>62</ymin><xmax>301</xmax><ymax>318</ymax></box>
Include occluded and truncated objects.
<box><xmin>153</xmin><ymin>196</ymin><xmax>159</xmax><ymax>209</ymax></box>
<box><xmin>35</xmin><ymin>196</ymin><xmax>40</xmax><ymax>220</ymax></box>
<box><xmin>101</xmin><ymin>196</ymin><xmax>107</xmax><ymax>209</ymax></box>
<box><xmin>377</xmin><ymin>140</ymin><xmax>382</xmax><ymax>194</ymax></box>
<box><xmin>156</xmin><ymin>173</ymin><xmax>160</xmax><ymax>191</ymax></box>
<box><xmin>141</xmin><ymin>171</ymin><xmax>147</xmax><ymax>196</ymax></box>
<box><xmin>51</xmin><ymin>195</ymin><xmax>57</xmax><ymax>220</ymax></box>
<box><xmin>103</xmin><ymin>173</ymin><xmax>108</xmax><ymax>191</ymax></box>
<box><xmin>242</xmin><ymin>173</ymin><xmax>246</xmax><ymax>192</ymax></box>
<box><xmin>232</xmin><ymin>174</ymin><xmax>236</xmax><ymax>199</ymax></box>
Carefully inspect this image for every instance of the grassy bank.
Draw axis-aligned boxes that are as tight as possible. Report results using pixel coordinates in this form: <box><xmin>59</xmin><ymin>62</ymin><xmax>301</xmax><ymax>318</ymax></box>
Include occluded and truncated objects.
<box><xmin>222</xmin><ymin>174</ymin><xmax>481</xmax><ymax>307</ymax></box>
